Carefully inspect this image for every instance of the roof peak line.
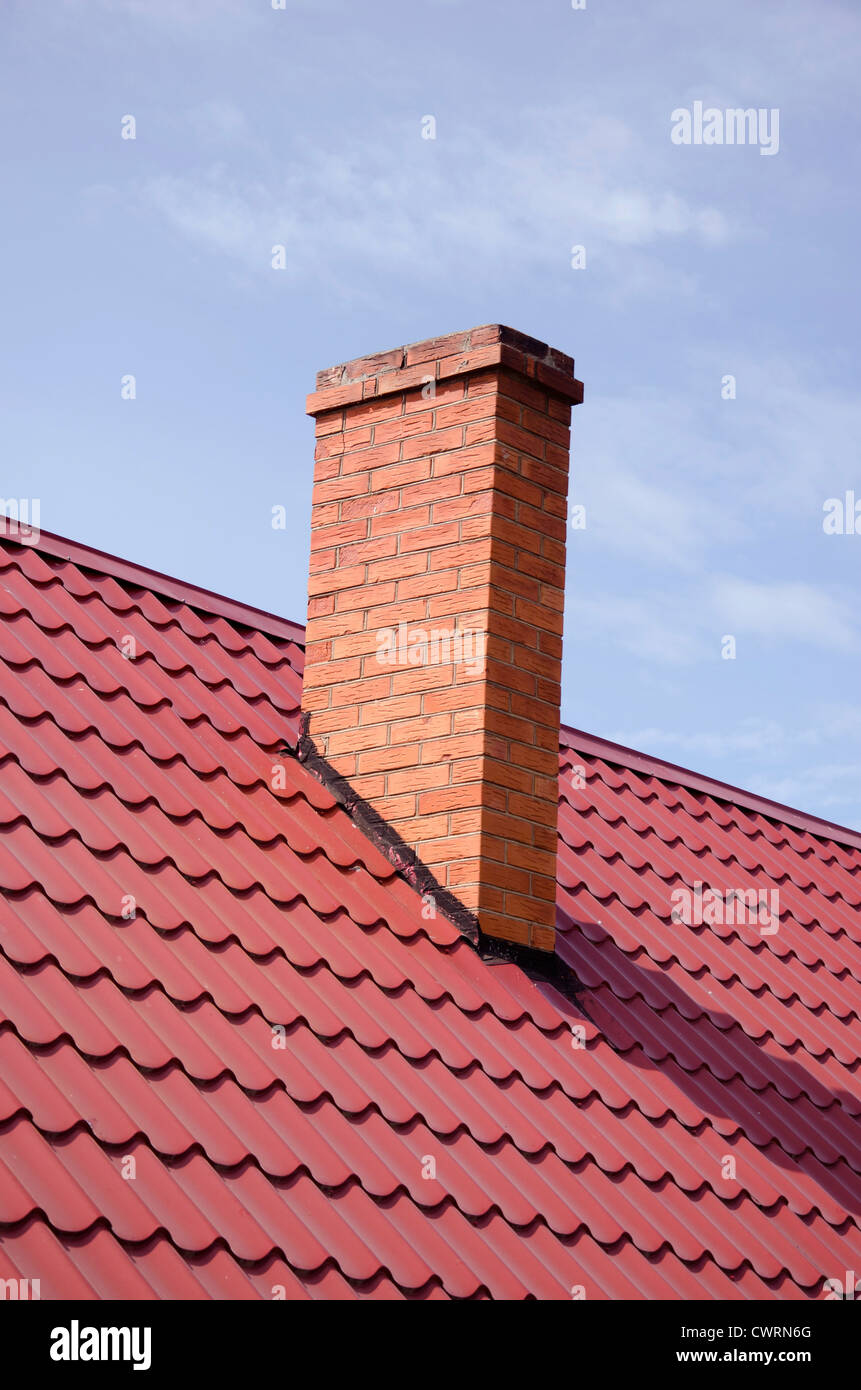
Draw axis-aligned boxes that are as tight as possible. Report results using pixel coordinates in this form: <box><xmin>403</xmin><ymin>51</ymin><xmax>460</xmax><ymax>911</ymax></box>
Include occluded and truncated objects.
<box><xmin>562</xmin><ymin>727</ymin><xmax>861</xmax><ymax>855</ymax></box>
<box><xmin>7</xmin><ymin>525</ymin><xmax>304</xmax><ymax>647</ymax></box>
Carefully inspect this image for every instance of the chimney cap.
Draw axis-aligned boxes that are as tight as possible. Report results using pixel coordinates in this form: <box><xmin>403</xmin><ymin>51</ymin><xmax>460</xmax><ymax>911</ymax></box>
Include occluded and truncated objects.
<box><xmin>308</xmin><ymin>324</ymin><xmax>584</xmax><ymax>414</ymax></box>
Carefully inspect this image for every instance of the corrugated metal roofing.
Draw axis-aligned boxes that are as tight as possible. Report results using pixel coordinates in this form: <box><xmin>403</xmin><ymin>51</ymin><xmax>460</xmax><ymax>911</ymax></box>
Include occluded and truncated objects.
<box><xmin>0</xmin><ymin>528</ymin><xmax>858</xmax><ymax>1299</ymax></box>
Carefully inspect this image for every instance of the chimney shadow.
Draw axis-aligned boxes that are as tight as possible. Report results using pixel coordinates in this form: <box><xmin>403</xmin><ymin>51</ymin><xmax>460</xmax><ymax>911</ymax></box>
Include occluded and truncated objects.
<box><xmin>547</xmin><ymin>904</ymin><xmax>860</xmax><ymax>1228</ymax></box>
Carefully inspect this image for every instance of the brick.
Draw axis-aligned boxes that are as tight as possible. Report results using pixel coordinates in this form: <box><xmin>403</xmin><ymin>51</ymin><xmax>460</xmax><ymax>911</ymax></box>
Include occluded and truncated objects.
<box><xmin>457</xmin><ymin>553</ymin><xmax>494</xmax><ymax>583</ymax></box>
<box><xmin>365</xmin><ymin>553</ymin><xmax>430</xmax><ymax>583</ymax></box>
<box><xmin>445</xmin><ymin>858</ymin><xmax>484</xmax><ymax>887</ymax></box>
<box><xmin>308</xmin><ymin>705</ymin><xmax>360</xmax><ymax>735</ymax></box>
<box><xmin>309</xmin><ymin>519</ymin><xmax>368</xmax><ymax>551</ymax></box>
<box><xmin>373</xmin><ymin>793</ymin><xmax>419</xmax><ymax>821</ymax></box>
<box><xmin>477</xmin><ymin>911</ymin><xmax>534</xmax><ymax>947</ymax></box>
<box><xmin>517</xmin><ymin>551</ymin><xmax>566</xmax><ymax>586</ymax></box>
<box><xmin>520</xmin><ymin>456</ymin><xmax>569</xmax><ymax>496</ymax></box>
<box><xmin>331</xmin><ymin>674</ymin><xmax>391</xmax><ymax>705</ymax></box>
<box><xmin>515</xmin><ymin>597</ymin><xmax>564</xmax><ymax>636</ymax></box>
<box><xmin>386</xmin><ymin>764</ymin><xmax>450</xmax><ymax>793</ymax></box>
<box><xmin>488</xmin><ymin>565</ymin><xmax>540</xmax><ymax>602</ymax></box>
<box><xmin>403</xmin><ymin>379</ymin><xmax>464</xmax><ymax>412</ymax></box>
<box><xmin>505</xmin><ymin>893</ymin><xmax>556</xmax><ymax>927</ymax></box>
<box><xmin>371</xmin><ymin>506</ymin><xmax>431</xmax><ymax>537</ymax></box>
<box><xmin>447</xmin><ymin>808</ymin><xmax>484</xmax><ymax>836</ymax></box>
<box><xmin>391</xmin><ymin>663</ymin><xmax>457</xmax><ymax>695</ymax></box>
<box><xmin>521</xmin><ymin>407</ymin><xmax>570</xmax><ymax>448</ymax></box>
<box><xmin>431</xmin><ymin>442</ymin><xmax>499</xmax><ymax>478</ymax></box>
<box><xmin>369</xmin><ymin>459</ymin><xmax>432</xmax><ymax>492</ymax></box>
<box><xmin>400</xmin><ymin>476</ymin><xmax>463</xmax><ymax>508</ymax></box>
<box><xmin>360</xmin><ymin>695</ymin><xmax>424</xmax><ymax>727</ymax></box>
<box><xmin>451</xmin><ymin>707</ymin><xmax>484</xmax><ymax>735</ymax></box>
<box><xmin>495</xmin><ymin>368</ymin><xmax>549</xmax><ymax>413</ymax></box>
<box><xmin>508</xmin><ymin>790</ymin><xmax>557</xmax><ymax>823</ymax></box>
<box><xmin>433</xmin><ymin>397</ymin><xmax>499</xmax><ymax>429</ymax></box>
<box><xmin>305</xmin><ymin>609</ymin><xmax>365</xmax><ymax>641</ymax></box>
<box><xmin>505</xmin><ymin>842</ymin><xmax>556</xmax><ymax>874</ymax></box>
<box><xmin>539</xmin><ymin>583</ymin><xmax>565</xmax><ymax>613</ymax></box>
<box><xmin>463</xmin><ymin>419</ymin><xmax>498</xmax><ymax>447</ymax></box>
<box><xmin>422</xmin><ymin>688</ymin><xmax>481</xmax><ymax>716</ymax></box>
<box><xmin>389</xmin><ymin>712</ymin><xmax>453</xmax><ymax>745</ymax></box>
<box><xmin>340</xmin><ymin>491</ymin><xmax>401</xmax><ymax>522</ymax></box>
<box><xmin>313</xmin><ymin>473</ymin><xmax>371</xmax><ymax>504</ymax></box>
<box><xmin>338</xmin><ymin>536</ymin><xmax>398</xmax><ymax>567</ymax></box>
<box><xmin>341</xmin><ymin>441</ymin><xmax>401</xmax><ymax>475</ymax></box>
<box><xmin>425</xmin><ymin>593</ymin><xmax>492</xmax><ymax>624</ymax></box>
<box><xmin>307</xmin><ymin>564</ymin><xmax>366</xmax><ymax>597</ymax></box>
<box><xmin>397</xmin><ymin>569</ymin><xmax>458</xmax><ymax>600</ymax></box>
<box><xmin>485</xmin><ymin>658</ymin><xmax>535</xmax><ymax>697</ymax></box>
<box><xmin>372</xmin><ymin>411</ymin><xmax>434</xmax><ymax>443</ymax></box>
<box><xmin>425</xmin><ymin>541</ymin><xmax>485</xmax><ymax>572</ymax></box>
<box><xmin>420</xmin><ymin>732</ymin><xmax>485</xmax><ymax>764</ymax></box>
<box><xmin>325</xmin><ymin>724</ymin><xmax>390</xmax><ymax>756</ymax></box>
<box><xmin>330</xmin><ymin>630</ymin><xmax>391</xmax><ymax>660</ymax></box>
<box><xmin>419</xmin><ymin>784</ymin><xmax>504</xmax><ymax>815</ymax></box>
<box><xmin>335</xmin><ymin>581</ymin><xmax>396</xmax><ymax>613</ymax></box>
<box><xmin>303</xmin><ymin>656</ymin><xmax>362</xmax><ymax>687</ymax></box>
<box><xmin>308</xmin><ymin>548</ymin><xmax>335</xmax><ymax>573</ymax></box>
<box><xmin>482</xmin><ymin>861</ymin><xmax>532</xmax><ymax>894</ymax></box>
<box><xmin>347</xmin><ymin>772</ymin><xmax>387</xmax><ymax>800</ymax></box>
<box><xmin>493</xmin><ymin>469</ymin><xmax>544</xmax><ymax>509</ymax></box>
<box><xmin>307</xmin><ymin>595</ymin><xmax>334</xmax><ymax>619</ymax></box>
<box><xmin>517</xmin><ymin>503</ymin><xmax>567</xmax><ymax>543</ymax></box>
<box><xmin>313</xmin><ymin>453</ymin><xmax>341</xmax><ymax>481</ymax></box>
<box><xmin>399</xmin><ymin>522</ymin><xmax>461</xmax><ymax>554</ymax></box>
<box><xmin>358</xmin><ymin>743</ymin><xmax>421</xmax><ymax>774</ymax></box>
<box><xmin>431</xmin><ymin>492</ymin><xmax>496</xmax><ymax>524</ymax></box>
<box><xmin>305</xmin><ymin>640</ymin><xmax>331</xmax><ymax>664</ymax></box>
<box><xmin>366</xmin><ymin>597</ymin><xmax>432</xmax><ymax>628</ymax></box>
<box><xmin>543</xmin><ymin>492</ymin><xmax>568</xmax><ymax>521</ymax></box>
<box><xmin>301</xmin><ymin>687</ymin><xmax>331</xmax><ymax>713</ymax></box>
<box><xmin>530</xmin><ymin>872</ymin><xmax>558</xmax><ymax>902</ymax></box>
<box><xmin>314</xmin><ymin>407</ymin><xmax>345</xmax><ymax>436</ymax></box>
<box><xmin>335</xmin><ymin>394</ymin><xmax>405</xmax><ymax>428</ymax></box>
<box><xmin>401</xmin><ymin>425</ymin><xmax>464</xmax><ymax>460</ymax></box>
<box><xmin>483</xmin><ymin>758</ymin><xmax>535</xmax><ymax>795</ymax></box>
<box><xmin>531</xmin><ymin>924</ymin><xmax>556</xmax><ymax>952</ymax></box>
<box><xmin>385</xmin><ymin>812</ymin><xmax>450</xmax><ymax>842</ymax></box>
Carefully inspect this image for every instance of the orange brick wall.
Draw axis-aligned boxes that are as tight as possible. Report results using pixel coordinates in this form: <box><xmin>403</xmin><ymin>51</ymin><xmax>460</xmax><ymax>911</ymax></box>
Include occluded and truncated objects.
<box><xmin>303</xmin><ymin>325</ymin><xmax>583</xmax><ymax>952</ymax></box>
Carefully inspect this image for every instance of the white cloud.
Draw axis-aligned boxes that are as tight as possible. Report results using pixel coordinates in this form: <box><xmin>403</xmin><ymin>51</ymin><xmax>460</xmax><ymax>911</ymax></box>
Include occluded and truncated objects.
<box><xmin>612</xmin><ymin>717</ymin><xmax>796</xmax><ymax>760</ymax></box>
<box><xmin>136</xmin><ymin>110</ymin><xmax>736</xmax><ymax>301</ymax></box>
<box><xmin>564</xmin><ymin>591</ymin><xmax>711</xmax><ymax>666</ymax></box>
<box><xmin>710</xmin><ymin>576</ymin><xmax>855</xmax><ymax>650</ymax></box>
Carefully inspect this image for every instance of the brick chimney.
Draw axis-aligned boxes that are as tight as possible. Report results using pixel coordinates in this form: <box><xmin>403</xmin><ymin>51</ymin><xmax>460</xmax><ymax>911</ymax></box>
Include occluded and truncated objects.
<box><xmin>301</xmin><ymin>325</ymin><xmax>583</xmax><ymax>953</ymax></box>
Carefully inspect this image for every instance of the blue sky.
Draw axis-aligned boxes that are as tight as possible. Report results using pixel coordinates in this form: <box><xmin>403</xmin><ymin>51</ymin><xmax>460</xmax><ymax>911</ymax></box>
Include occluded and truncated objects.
<box><xmin>3</xmin><ymin>0</ymin><xmax>860</xmax><ymax>828</ymax></box>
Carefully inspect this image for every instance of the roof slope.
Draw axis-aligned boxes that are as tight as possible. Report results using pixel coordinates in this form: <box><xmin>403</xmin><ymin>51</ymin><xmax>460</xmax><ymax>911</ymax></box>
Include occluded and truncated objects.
<box><xmin>0</xmin><ymin>530</ymin><xmax>858</xmax><ymax>1299</ymax></box>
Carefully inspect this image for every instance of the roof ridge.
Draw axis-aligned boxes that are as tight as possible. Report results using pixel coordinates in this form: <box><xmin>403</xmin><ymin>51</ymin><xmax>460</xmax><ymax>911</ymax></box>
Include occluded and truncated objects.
<box><xmin>561</xmin><ymin>727</ymin><xmax>861</xmax><ymax>855</ymax></box>
<box><xmin>12</xmin><ymin>526</ymin><xmax>304</xmax><ymax>646</ymax></box>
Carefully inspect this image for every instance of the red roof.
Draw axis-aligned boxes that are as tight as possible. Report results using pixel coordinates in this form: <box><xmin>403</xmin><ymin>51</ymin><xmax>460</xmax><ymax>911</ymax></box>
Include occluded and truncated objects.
<box><xmin>0</xmin><ymin>528</ymin><xmax>858</xmax><ymax>1299</ymax></box>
